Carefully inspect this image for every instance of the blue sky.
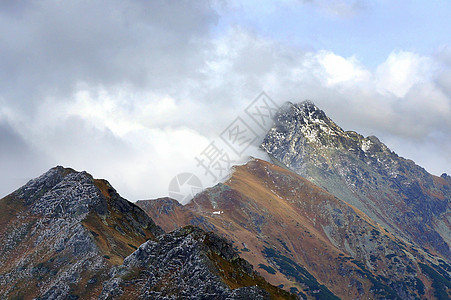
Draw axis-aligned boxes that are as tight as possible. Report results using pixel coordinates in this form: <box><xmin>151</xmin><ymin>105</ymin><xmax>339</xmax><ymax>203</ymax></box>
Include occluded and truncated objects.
<box><xmin>0</xmin><ymin>0</ymin><xmax>450</xmax><ymax>200</ymax></box>
<box><xmin>218</xmin><ymin>0</ymin><xmax>451</xmax><ymax>66</ymax></box>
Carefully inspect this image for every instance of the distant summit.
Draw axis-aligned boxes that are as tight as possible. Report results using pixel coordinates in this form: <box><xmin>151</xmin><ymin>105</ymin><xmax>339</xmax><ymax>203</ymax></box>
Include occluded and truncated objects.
<box><xmin>262</xmin><ymin>101</ymin><xmax>451</xmax><ymax>259</ymax></box>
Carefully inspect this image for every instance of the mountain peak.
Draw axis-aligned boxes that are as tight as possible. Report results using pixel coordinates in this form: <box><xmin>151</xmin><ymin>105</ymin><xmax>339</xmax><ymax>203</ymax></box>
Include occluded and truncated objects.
<box><xmin>262</xmin><ymin>100</ymin><xmax>451</xmax><ymax>259</ymax></box>
<box><xmin>282</xmin><ymin>100</ymin><xmax>330</xmax><ymax>124</ymax></box>
<box><xmin>263</xmin><ymin>101</ymin><xmax>395</xmax><ymax>157</ymax></box>
<box><xmin>51</xmin><ymin>165</ymin><xmax>77</xmax><ymax>174</ymax></box>
<box><xmin>0</xmin><ymin>166</ymin><xmax>165</xmax><ymax>299</ymax></box>
<box><xmin>15</xmin><ymin>166</ymin><xmax>105</xmax><ymax>217</ymax></box>
<box><xmin>262</xmin><ymin>101</ymin><xmax>347</xmax><ymax>160</ymax></box>
<box><xmin>294</xmin><ymin>99</ymin><xmax>320</xmax><ymax>112</ymax></box>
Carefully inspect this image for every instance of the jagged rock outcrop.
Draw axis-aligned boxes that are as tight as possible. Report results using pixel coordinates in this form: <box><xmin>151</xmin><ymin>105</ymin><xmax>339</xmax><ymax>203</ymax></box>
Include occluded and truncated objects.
<box><xmin>100</xmin><ymin>226</ymin><xmax>295</xmax><ymax>299</ymax></box>
<box><xmin>261</xmin><ymin>101</ymin><xmax>451</xmax><ymax>260</ymax></box>
<box><xmin>0</xmin><ymin>167</ymin><xmax>292</xmax><ymax>300</ymax></box>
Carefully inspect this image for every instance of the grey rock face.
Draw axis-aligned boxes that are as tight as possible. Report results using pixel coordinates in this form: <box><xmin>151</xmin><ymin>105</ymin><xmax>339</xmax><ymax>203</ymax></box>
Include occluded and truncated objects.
<box><xmin>100</xmin><ymin>226</ymin><xmax>272</xmax><ymax>300</ymax></box>
<box><xmin>0</xmin><ymin>166</ymin><xmax>163</xmax><ymax>299</ymax></box>
<box><xmin>262</xmin><ymin>101</ymin><xmax>451</xmax><ymax>259</ymax></box>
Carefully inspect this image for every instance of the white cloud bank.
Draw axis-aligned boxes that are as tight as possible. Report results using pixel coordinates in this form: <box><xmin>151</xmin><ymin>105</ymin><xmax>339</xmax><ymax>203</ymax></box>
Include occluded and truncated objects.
<box><xmin>375</xmin><ymin>51</ymin><xmax>437</xmax><ymax>98</ymax></box>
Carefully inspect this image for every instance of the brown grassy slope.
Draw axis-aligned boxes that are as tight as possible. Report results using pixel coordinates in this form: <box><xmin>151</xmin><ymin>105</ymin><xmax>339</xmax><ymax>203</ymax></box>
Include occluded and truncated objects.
<box><xmin>140</xmin><ymin>159</ymin><xmax>448</xmax><ymax>299</ymax></box>
<box><xmin>83</xmin><ymin>179</ymin><xmax>161</xmax><ymax>264</ymax></box>
<box><xmin>136</xmin><ymin>197</ymin><xmax>202</xmax><ymax>232</ymax></box>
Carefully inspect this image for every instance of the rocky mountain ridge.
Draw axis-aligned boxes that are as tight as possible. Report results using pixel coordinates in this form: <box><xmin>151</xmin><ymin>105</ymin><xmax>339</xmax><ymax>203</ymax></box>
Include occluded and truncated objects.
<box><xmin>100</xmin><ymin>226</ymin><xmax>294</xmax><ymax>299</ymax></box>
<box><xmin>0</xmin><ymin>166</ymin><xmax>291</xmax><ymax>299</ymax></box>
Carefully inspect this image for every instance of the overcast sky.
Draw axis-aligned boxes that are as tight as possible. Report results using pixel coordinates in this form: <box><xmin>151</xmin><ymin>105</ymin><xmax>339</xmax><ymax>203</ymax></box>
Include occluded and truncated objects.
<box><xmin>1</xmin><ymin>0</ymin><xmax>450</xmax><ymax>201</ymax></box>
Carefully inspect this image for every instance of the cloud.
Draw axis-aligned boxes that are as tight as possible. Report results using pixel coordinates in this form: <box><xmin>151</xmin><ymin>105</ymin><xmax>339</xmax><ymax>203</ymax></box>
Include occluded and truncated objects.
<box><xmin>0</xmin><ymin>119</ymin><xmax>50</xmax><ymax>197</ymax></box>
<box><xmin>376</xmin><ymin>51</ymin><xmax>436</xmax><ymax>98</ymax></box>
<box><xmin>316</xmin><ymin>51</ymin><xmax>371</xmax><ymax>86</ymax></box>
<box><xmin>435</xmin><ymin>46</ymin><xmax>451</xmax><ymax>98</ymax></box>
<box><xmin>0</xmin><ymin>0</ymin><xmax>218</xmax><ymax>109</ymax></box>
